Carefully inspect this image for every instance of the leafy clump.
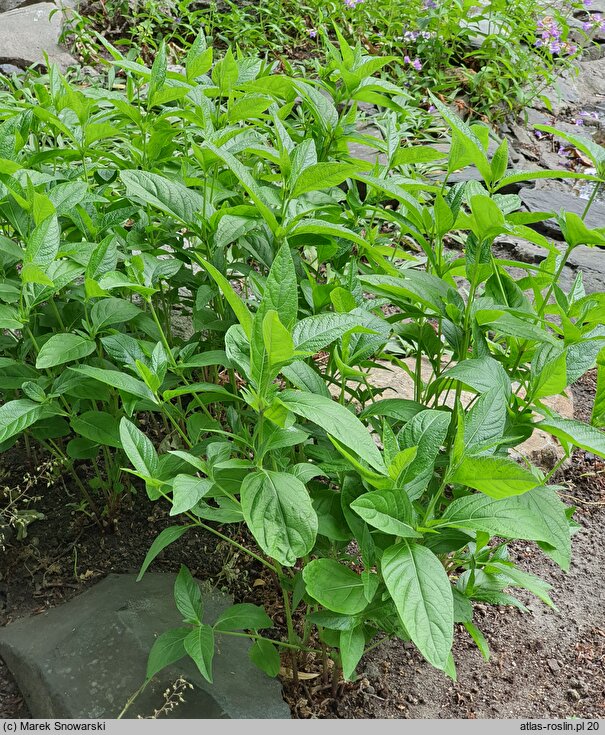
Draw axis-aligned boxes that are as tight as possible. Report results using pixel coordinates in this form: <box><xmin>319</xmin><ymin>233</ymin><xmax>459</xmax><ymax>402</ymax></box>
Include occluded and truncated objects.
<box><xmin>1</xmin><ymin>34</ymin><xmax>605</xmax><ymax>688</ymax></box>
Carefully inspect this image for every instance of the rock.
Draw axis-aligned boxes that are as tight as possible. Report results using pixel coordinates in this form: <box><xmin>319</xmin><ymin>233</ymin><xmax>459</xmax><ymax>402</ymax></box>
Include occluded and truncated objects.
<box><xmin>539</xmin><ymin>60</ymin><xmax>605</xmax><ymax>114</ymax></box>
<box><xmin>0</xmin><ymin>63</ymin><xmax>23</xmax><ymax>75</ymax></box>
<box><xmin>567</xmin><ymin>688</ymin><xmax>582</xmax><ymax>701</ymax></box>
<box><xmin>0</xmin><ymin>573</ymin><xmax>290</xmax><ymax>719</ymax></box>
<box><xmin>0</xmin><ymin>2</ymin><xmax>76</xmax><ymax>71</ymax></box>
<box><xmin>0</xmin><ymin>0</ymin><xmax>26</xmax><ymax>10</ymax></box>
<box><xmin>496</xmin><ymin>234</ymin><xmax>604</xmax><ymax>293</ymax></box>
<box><xmin>519</xmin><ymin>184</ymin><xmax>605</xmax><ymax>240</ymax></box>
<box><xmin>547</xmin><ymin>658</ymin><xmax>560</xmax><ymax>674</ymax></box>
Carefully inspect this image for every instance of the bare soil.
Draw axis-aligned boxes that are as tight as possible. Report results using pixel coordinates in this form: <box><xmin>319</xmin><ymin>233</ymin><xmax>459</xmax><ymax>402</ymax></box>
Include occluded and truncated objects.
<box><xmin>1</xmin><ymin>372</ymin><xmax>604</xmax><ymax>719</ymax></box>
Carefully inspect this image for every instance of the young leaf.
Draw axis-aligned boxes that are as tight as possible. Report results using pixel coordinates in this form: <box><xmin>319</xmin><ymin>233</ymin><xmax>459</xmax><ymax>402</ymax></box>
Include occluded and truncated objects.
<box><xmin>257</xmin><ymin>244</ymin><xmax>297</xmax><ymax>329</ymax></box>
<box><xmin>291</xmin><ymin>162</ymin><xmax>357</xmax><ymax>198</ymax></box>
<box><xmin>70</xmin><ymin>411</ymin><xmax>122</xmax><ymax>449</ymax></box>
<box><xmin>171</xmin><ymin>474</ymin><xmax>212</xmax><ymax>516</ymax></box>
<box><xmin>184</xmin><ymin>624</ymin><xmax>215</xmax><ymax>683</ymax></box>
<box><xmin>71</xmin><ymin>366</ymin><xmax>156</xmax><ymax>402</ymax></box>
<box><xmin>451</xmin><ymin>455</ymin><xmax>540</xmax><ymax>498</ymax></box>
<box><xmin>214</xmin><ymin>603</ymin><xmax>273</xmax><ymax>632</ymax></box>
<box><xmin>303</xmin><ymin>559</ymin><xmax>368</xmax><ymax>614</ymax></box>
<box><xmin>262</xmin><ymin>310</ymin><xmax>294</xmax><ymax>367</ymax></box>
<box><xmin>279</xmin><ymin>390</ymin><xmax>386</xmax><ymax>474</ymax></box>
<box><xmin>340</xmin><ymin>626</ymin><xmax>366</xmax><ymax>681</ymax></box>
<box><xmin>174</xmin><ymin>565</ymin><xmax>203</xmax><ymax>624</ymax></box>
<box><xmin>120</xmin><ymin>418</ymin><xmax>159</xmax><ymax>478</ymax></box>
<box><xmin>0</xmin><ymin>399</ymin><xmax>57</xmax><ymax>444</ymax></box>
<box><xmin>536</xmin><ymin>415</ymin><xmax>605</xmax><ymax>459</ymax></box>
<box><xmin>249</xmin><ymin>639</ymin><xmax>280</xmax><ymax>677</ymax></box>
<box><xmin>240</xmin><ymin>470</ymin><xmax>317</xmax><ymax>567</ymax></box>
<box><xmin>351</xmin><ymin>488</ymin><xmax>421</xmax><ymax>538</ymax></box>
<box><xmin>198</xmin><ymin>257</ymin><xmax>253</xmax><ymax>338</ymax></box>
<box><xmin>146</xmin><ymin>627</ymin><xmax>189</xmax><ymax>680</ymax></box>
<box><xmin>36</xmin><ymin>334</ymin><xmax>96</xmax><ymax>369</ymax></box>
<box><xmin>382</xmin><ymin>541</ymin><xmax>454</xmax><ymax>670</ymax></box>
<box><xmin>398</xmin><ymin>410</ymin><xmax>451</xmax><ymax>499</ymax></box>
<box><xmin>137</xmin><ymin>526</ymin><xmax>190</xmax><ymax>581</ymax></box>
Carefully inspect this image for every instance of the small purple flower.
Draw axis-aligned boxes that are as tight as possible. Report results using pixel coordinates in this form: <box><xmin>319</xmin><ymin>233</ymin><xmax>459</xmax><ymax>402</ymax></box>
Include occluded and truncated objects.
<box><xmin>573</xmin><ymin>117</ymin><xmax>584</xmax><ymax>126</ymax></box>
<box><xmin>558</xmin><ymin>144</ymin><xmax>569</xmax><ymax>157</ymax></box>
<box><xmin>585</xmin><ymin>0</ymin><xmax>593</xmax><ymax>6</ymax></box>
<box><xmin>582</xmin><ymin>20</ymin><xmax>593</xmax><ymax>31</ymax></box>
<box><xmin>404</xmin><ymin>54</ymin><xmax>411</xmax><ymax>63</ymax></box>
<box><xmin>308</xmin><ymin>28</ymin><xmax>317</xmax><ymax>38</ymax></box>
<box><xmin>534</xmin><ymin>130</ymin><xmax>544</xmax><ymax>139</ymax></box>
<box><xmin>428</xmin><ymin>104</ymin><xmax>436</xmax><ymax>112</ymax></box>
<box><xmin>412</xmin><ymin>58</ymin><xmax>423</xmax><ymax>71</ymax></box>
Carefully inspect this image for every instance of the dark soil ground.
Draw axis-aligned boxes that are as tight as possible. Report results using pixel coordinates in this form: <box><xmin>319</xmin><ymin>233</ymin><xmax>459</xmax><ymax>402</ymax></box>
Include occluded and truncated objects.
<box><xmin>1</xmin><ymin>372</ymin><xmax>604</xmax><ymax>719</ymax></box>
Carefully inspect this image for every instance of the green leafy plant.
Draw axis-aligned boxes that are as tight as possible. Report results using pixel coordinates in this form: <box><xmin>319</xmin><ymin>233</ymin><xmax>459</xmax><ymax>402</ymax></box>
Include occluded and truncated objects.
<box><xmin>0</xmin><ymin>36</ymin><xmax>603</xmax><ymax>693</ymax></box>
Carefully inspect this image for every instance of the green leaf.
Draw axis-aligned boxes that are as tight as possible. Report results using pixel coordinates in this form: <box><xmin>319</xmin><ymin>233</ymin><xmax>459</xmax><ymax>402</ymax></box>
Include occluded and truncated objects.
<box><xmin>493</xmin><ymin>168</ymin><xmax>598</xmax><ymax>192</ymax></box>
<box><xmin>393</xmin><ymin>145</ymin><xmax>446</xmax><ymax>166</ymax></box>
<box><xmin>279</xmin><ymin>390</ymin><xmax>386</xmax><ymax>474</ymax></box>
<box><xmin>171</xmin><ymin>474</ymin><xmax>212</xmax><ymax>516</ymax></box>
<box><xmin>120</xmin><ymin>418</ymin><xmax>159</xmax><ymax>478</ymax></box>
<box><xmin>463</xmin><ymin>387</ymin><xmax>507</xmax><ymax>455</ymax></box>
<box><xmin>0</xmin><ymin>305</ymin><xmax>22</xmax><ymax>330</ymax></box>
<box><xmin>70</xmin><ymin>366</ymin><xmax>156</xmax><ymax>402</ymax></box>
<box><xmin>36</xmin><ymin>334</ymin><xmax>96</xmax><ymax>369</ymax></box>
<box><xmin>162</xmin><ymin>382</ymin><xmax>239</xmax><ymax>402</ymax></box>
<box><xmin>202</xmin><ymin>141</ymin><xmax>278</xmax><ymax>233</ymax></box>
<box><xmin>90</xmin><ymin>297</ymin><xmax>141</xmax><ymax>332</ymax></box>
<box><xmin>451</xmin><ymin>455</ymin><xmax>539</xmax><ymax>498</ymax></box>
<box><xmin>70</xmin><ymin>411</ymin><xmax>122</xmax><ymax>448</ymax></box>
<box><xmin>248</xmin><ymin>639</ymin><xmax>280</xmax><ymax>677</ymax></box>
<box><xmin>382</xmin><ymin>541</ymin><xmax>454</xmax><ymax>670</ymax></box>
<box><xmin>487</xmin><ymin>561</ymin><xmax>555</xmax><ymax>609</ymax></box>
<box><xmin>137</xmin><ymin>526</ymin><xmax>190</xmax><ymax>581</ymax></box>
<box><xmin>292</xmin><ymin>313</ymin><xmax>362</xmax><ymax>354</ymax></box>
<box><xmin>398</xmin><ymin>409</ymin><xmax>451</xmax><ymax>499</ymax></box>
<box><xmin>438</xmin><ymin>488</ymin><xmax>571</xmax><ymax>569</ymax></box>
<box><xmin>25</xmin><ymin>215</ymin><xmax>59</xmax><ymax>266</ymax></box>
<box><xmin>120</xmin><ymin>170</ymin><xmax>209</xmax><ymax>224</ymax></box>
<box><xmin>303</xmin><ymin>559</ymin><xmax>368</xmax><ymax>615</ymax></box>
<box><xmin>537</xmin><ymin>415</ymin><xmax>605</xmax><ymax>459</ymax></box>
<box><xmin>262</xmin><ymin>310</ymin><xmax>294</xmax><ymax>367</ymax></box>
<box><xmin>463</xmin><ymin>622</ymin><xmax>490</xmax><ymax>661</ymax></box>
<box><xmin>240</xmin><ymin>470</ymin><xmax>317</xmax><ymax>567</ymax></box>
<box><xmin>442</xmin><ymin>356</ymin><xmax>511</xmax><ymax>397</ymax></box>
<box><xmin>429</xmin><ymin>94</ymin><xmax>491</xmax><ymax>182</ymax></box>
<box><xmin>174</xmin><ymin>565</ymin><xmax>203</xmax><ymax>624</ymax></box>
<box><xmin>184</xmin><ymin>625</ymin><xmax>214</xmax><ymax>683</ymax></box>
<box><xmin>0</xmin><ymin>399</ymin><xmax>57</xmax><ymax>444</ymax></box>
<box><xmin>198</xmin><ymin>257</ymin><xmax>253</xmax><ymax>338</ymax></box>
<box><xmin>351</xmin><ymin>488</ymin><xmax>421</xmax><ymax>538</ymax></box>
<box><xmin>146</xmin><ymin>627</ymin><xmax>189</xmax><ymax>680</ymax></box>
<box><xmin>214</xmin><ymin>603</ymin><xmax>273</xmax><ymax>632</ymax></box>
<box><xmin>291</xmin><ymin>162</ymin><xmax>357</xmax><ymax>197</ymax></box>
<box><xmin>258</xmin><ymin>244</ymin><xmax>297</xmax><ymax>329</ymax></box>
<box><xmin>340</xmin><ymin>626</ymin><xmax>365</xmax><ymax>681</ymax></box>
<box><xmin>281</xmin><ymin>361</ymin><xmax>331</xmax><ymax>398</ymax></box>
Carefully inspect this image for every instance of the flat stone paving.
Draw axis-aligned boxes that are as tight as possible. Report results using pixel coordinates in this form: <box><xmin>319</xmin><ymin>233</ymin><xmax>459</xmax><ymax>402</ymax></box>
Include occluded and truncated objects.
<box><xmin>0</xmin><ymin>573</ymin><xmax>290</xmax><ymax>719</ymax></box>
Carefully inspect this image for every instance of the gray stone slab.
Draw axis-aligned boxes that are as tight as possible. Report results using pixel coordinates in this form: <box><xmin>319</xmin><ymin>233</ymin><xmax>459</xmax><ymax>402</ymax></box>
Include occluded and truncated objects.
<box><xmin>520</xmin><ymin>184</ymin><xmax>605</xmax><ymax>239</ymax></box>
<box><xmin>0</xmin><ymin>2</ymin><xmax>76</xmax><ymax>70</ymax></box>
<box><xmin>497</xmin><ymin>235</ymin><xmax>604</xmax><ymax>293</ymax></box>
<box><xmin>0</xmin><ymin>573</ymin><xmax>290</xmax><ymax>719</ymax></box>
